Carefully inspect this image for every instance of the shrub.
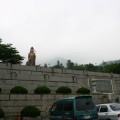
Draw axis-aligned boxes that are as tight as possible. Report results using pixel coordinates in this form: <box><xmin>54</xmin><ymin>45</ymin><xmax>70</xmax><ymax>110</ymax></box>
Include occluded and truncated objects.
<box><xmin>76</xmin><ymin>87</ymin><xmax>90</xmax><ymax>94</ymax></box>
<box><xmin>0</xmin><ymin>87</ymin><xmax>2</xmax><ymax>93</ymax></box>
<box><xmin>10</xmin><ymin>86</ymin><xmax>28</xmax><ymax>94</ymax></box>
<box><xmin>21</xmin><ymin>106</ymin><xmax>41</xmax><ymax>118</ymax></box>
<box><xmin>0</xmin><ymin>108</ymin><xmax>5</xmax><ymax>118</ymax></box>
<box><xmin>34</xmin><ymin>86</ymin><xmax>51</xmax><ymax>94</ymax></box>
<box><xmin>56</xmin><ymin>86</ymin><xmax>72</xmax><ymax>94</ymax></box>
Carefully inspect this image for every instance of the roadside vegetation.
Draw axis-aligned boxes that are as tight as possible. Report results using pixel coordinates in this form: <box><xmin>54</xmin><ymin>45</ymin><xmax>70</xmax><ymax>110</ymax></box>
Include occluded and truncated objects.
<box><xmin>52</xmin><ymin>60</ymin><xmax>120</xmax><ymax>74</ymax></box>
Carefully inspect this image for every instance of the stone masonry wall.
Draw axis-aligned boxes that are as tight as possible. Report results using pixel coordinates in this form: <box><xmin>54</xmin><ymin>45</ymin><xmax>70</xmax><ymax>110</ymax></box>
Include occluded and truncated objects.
<box><xmin>0</xmin><ymin>63</ymin><xmax>120</xmax><ymax>94</ymax></box>
<box><xmin>0</xmin><ymin>63</ymin><xmax>120</xmax><ymax>119</ymax></box>
<box><xmin>0</xmin><ymin>94</ymin><xmax>109</xmax><ymax>120</ymax></box>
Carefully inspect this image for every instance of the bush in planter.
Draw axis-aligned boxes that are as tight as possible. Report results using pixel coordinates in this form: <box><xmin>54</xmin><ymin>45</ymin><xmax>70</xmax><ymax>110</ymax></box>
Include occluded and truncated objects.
<box><xmin>21</xmin><ymin>106</ymin><xmax>41</xmax><ymax>118</ymax></box>
<box><xmin>0</xmin><ymin>108</ymin><xmax>5</xmax><ymax>118</ymax></box>
<box><xmin>34</xmin><ymin>86</ymin><xmax>51</xmax><ymax>94</ymax></box>
<box><xmin>0</xmin><ymin>87</ymin><xmax>2</xmax><ymax>93</ymax></box>
<box><xmin>10</xmin><ymin>86</ymin><xmax>28</xmax><ymax>94</ymax></box>
<box><xmin>56</xmin><ymin>86</ymin><xmax>72</xmax><ymax>94</ymax></box>
<box><xmin>76</xmin><ymin>87</ymin><xmax>90</xmax><ymax>94</ymax></box>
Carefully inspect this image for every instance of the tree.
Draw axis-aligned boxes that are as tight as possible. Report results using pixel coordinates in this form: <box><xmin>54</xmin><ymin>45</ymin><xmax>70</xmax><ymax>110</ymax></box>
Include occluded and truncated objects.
<box><xmin>0</xmin><ymin>41</ymin><xmax>24</xmax><ymax>64</ymax></box>
<box><xmin>66</xmin><ymin>60</ymin><xmax>74</xmax><ymax>69</ymax></box>
<box><xmin>53</xmin><ymin>60</ymin><xmax>64</xmax><ymax>69</ymax></box>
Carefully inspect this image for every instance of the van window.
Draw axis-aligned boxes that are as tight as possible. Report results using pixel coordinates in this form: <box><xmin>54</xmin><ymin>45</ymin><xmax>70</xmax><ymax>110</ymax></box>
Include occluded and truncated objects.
<box><xmin>76</xmin><ymin>99</ymin><xmax>95</xmax><ymax>111</ymax></box>
<box><xmin>51</xmin><ymin>103</ymin><xmax>63</xmax><ymax>111</ymax></box>
<box><xmin>64</xmin><ymin>101</ymin><xmax>73</xmax><ymax>111</ymax></box>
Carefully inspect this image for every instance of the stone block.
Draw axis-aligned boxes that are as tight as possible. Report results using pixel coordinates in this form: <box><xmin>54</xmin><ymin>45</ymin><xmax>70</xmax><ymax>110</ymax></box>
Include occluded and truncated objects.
<box><xmin>45</xmin><ymin>82</ymin><xmax>56</xmax><ymax>87</ymax></box>
<box><xmin>60</xmin><ymin>77</ymin><xmax>73</xmax><ymax>82</ymax></box>
<box><xmin>21</xmin><ymin>65</ymin><xmax>36</xmax><ymax>71</ymax></box>
<box><xmin>5</xmin><ymin>80</ymin><xmax>19</xmax><ymax>85</ymax></box>
<box><xmin>87</xmin><ymin>71</ymin><xmax>95</xmax><ymax>76</ymax></box>
<box><xmin>12</xmin><ymin>64</ymin><xmax>21</xmax><ymax>70</ymax></box>
<box><xmin>3</xmin><ymin>73</ymin><xmax>11</xmax><ymax>79</ymax></box>
<box><xmin>113</xmin><ymin>74</ymin><xmax>120</xmax><ymax>78</ymax></box>
<box><xmin>54</xmin><ymin>95</ymin><xmax>64</xmax><ymax>100</ymax></box>
<box><xmin>52</xmin><ymin>73</ymin><xmax>62</xmax><ymax>77</ymax></box>
<box><xmin>33</xmin><ymin>95</ymin><xmax>41</xmax><ymax>100</ymax></box>
<box><xmin>10</xmin><ymin>95</ymin><xmax>26</xmax><ymax>100</ymax></box>
<box><xmin>0</xmin><ymin>63</ymin><xmax>7</xmax><ymax>68</ymax></box>
<box><xmin>32</xmin><ymin>71</ymin><xmax>43</xmax><ymax>76</ymax></box>
<box><xmin>21</xmin><ymin>71</ymin><xmax>32</xmax><ymax>75</ymax></box>
<box><xmin>0</xmin><ymin>94</ymin><xmax>9</xmax><ymax>100</ymax></box>
<box><xmin>53</xmin><ymin>68</ymin><xmax>63</xmax><ymax>73</ymax></box>
<box><xmin>30</xmin><ymin>75</ymin><xmax>44</xmax><ymax>81</ymax></box>
<box><xmin>45</xmin><ymin>95</ymin><xmax>54</xmax><ymax>100</ymax></box>
<box><xmin>62</xmin><ymin>73</ymin><xmax>73</xmax><ymax>77</ymax></box>
<box><xmin>0</xmin><ymin>80</ymin><xmax>5</xmax><ymax>84</ymax></box>
<box><xmin>56</xmin><ymin>82</ymin><xmax>66</xmax><ymax>87</ymax></box>
<box><xmin>18</xmin><ymin>74</ymin><xmax>30</xmax><ymax>80</ymax></box>
<box><xmin>0</xmin><ymin>69</ymin><xmax>8</xmax><ymax>74</ymax></box>
<box><xmin>72</xmin><ymin>70</ymin><xmax>84</xmax><ymax>75</ymax></box>
<box><xmin>65</xmin><ymin>69</ymin><xmax>73</xmax><ymax>74</ymax></box>
<box><xmin>0</xmin><ymin>73</ymin><xmax>3</xmax><ymax>79</ymax></box>
<box><xmin>40</xmin><ymin>67</ymin><xmax>52</xmax><ymax>72</ymax></box>
<box><xmin>49</xmin><ymin>76</ymin><xmax>60</xmax><ymax>82</ymax></box>
<box><xmin>26</xmin><ymin>95</ymin><xmax>35</xmax><ymax>101</ymax></box>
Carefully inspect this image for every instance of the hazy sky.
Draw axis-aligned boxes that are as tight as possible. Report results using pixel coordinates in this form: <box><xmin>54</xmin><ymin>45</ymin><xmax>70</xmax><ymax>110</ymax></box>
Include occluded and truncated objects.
<box><xmin>0</xmin><ymin>0</ymin><xmax>120</xmax><ymax>66</ymax></box>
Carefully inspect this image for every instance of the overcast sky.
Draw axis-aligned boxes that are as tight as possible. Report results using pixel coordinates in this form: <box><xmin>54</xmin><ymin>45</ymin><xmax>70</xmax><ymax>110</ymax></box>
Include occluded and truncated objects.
<box><xmin>0</xmin><ymin>0</ymin><xmax>120</xmax><ymax>66</ymax></box>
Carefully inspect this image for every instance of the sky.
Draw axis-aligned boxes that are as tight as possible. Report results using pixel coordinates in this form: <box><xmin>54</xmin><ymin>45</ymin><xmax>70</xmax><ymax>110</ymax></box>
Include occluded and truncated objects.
<box><xmin>0</xmin><ymin>0</ymin><xmax>120</xmax><ymax>66</ymax></box>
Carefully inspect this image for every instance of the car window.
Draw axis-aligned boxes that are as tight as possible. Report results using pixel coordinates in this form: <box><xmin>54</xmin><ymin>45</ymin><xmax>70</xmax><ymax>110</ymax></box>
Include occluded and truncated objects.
<box><xmin>100</xmin><ymin>105</ymin><xmax>108</xmax><ymax>112</ymax></box>
<box><xmin>110</xmin><ymin>104</ymin><xmax>120</xmax><ymax>111</ymax></box>
<box><xmin>51</xmin><ymin>103</ymin><xmax>63</xmax><ymax>111</ymax></box>
<box><xmin>76</xmin><ymin>99</ymin><xmax>95</xmax><ymax>111</ymax></box>
<box><xmin>96</xmin><ymin>106</ymin><xmax>100</xmax><ymax>112</ymax></box>
<box><xmin>64</xmin><ymin>101</ymin><xmax>73</xmax><ymax>112</ymax></box>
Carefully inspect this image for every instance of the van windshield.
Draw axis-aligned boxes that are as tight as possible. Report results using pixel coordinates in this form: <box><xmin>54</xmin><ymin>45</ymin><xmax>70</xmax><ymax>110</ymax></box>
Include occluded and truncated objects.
<box><xmin>76</xmin><ymin>99</ymin><xmax>95</xmax><ymax>111</ymax></box>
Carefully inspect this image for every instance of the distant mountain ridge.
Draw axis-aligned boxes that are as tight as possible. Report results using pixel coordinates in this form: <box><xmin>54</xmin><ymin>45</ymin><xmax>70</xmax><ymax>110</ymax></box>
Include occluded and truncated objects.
<box><xmin>46</xmin><ymin>57</ymin><xmax>67</xmax><ymax>67</ymax></box>
<box><xmin>100</xmin><ymin>59</ymin><xmax>120</xmax><ymax>65</ymax></box>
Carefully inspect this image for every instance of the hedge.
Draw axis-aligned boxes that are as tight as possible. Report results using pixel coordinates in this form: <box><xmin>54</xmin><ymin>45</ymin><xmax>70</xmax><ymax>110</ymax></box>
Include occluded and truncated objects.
<box><xmin>56</xmin><ymin>86</ymin><xmax>72</xmax><ymax>94</ymax></box>
<box><xmin>0</xmin><ymin>87</ymin><xmax>2</xmax><ymax>93</ymax></box>
<box><xmin>34</xmin><ymin>86</ymin><xmax>51</xmax><ymax>94</ymax></box>
<box><xmin>76</xmin><ymin>87</ymin><xmax>90</xmax><ymax>94</ymax></box>
<box><xmin>10</xmin><ymin>86</ymin><xmax>28</xmax><ymax>94</ymax></box>
<box><xmin>0</xmin><ymin>108</ymin><xmax>5</xmax><ymax>118</ymax></box>
<box><xmin>21</xmin><ymin>106</ymin><xmax>41</xmax><ymax>118</ymax></box>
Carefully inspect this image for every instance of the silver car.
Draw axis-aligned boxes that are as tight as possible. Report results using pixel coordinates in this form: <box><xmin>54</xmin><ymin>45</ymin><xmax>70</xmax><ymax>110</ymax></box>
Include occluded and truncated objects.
<box><xmin>96</xmin><ymin>103</ymin><xmax>120</xmax><ymax>120</ymax></box>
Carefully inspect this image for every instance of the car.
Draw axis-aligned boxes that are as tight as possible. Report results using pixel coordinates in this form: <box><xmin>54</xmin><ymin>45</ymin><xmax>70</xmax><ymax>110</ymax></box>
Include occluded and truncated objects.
<box><xmin>49</xmin><ymin>96</ymin><xmax>98</xmax><ymax>120</ymax></box>
<box><xmin>96</xmin><ymin>103</ymin><xmax>120</xmax><ymax>120</ymax></box>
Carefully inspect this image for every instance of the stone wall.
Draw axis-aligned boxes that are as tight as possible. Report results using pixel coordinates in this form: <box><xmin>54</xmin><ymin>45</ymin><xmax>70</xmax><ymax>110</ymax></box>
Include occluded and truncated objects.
<box><xmin>0</xmin><ymin>63</ymin><xmax>120</xmax><ymax>119</ymax></box>
<box><xmin>0</xmin><ymin>94</ymin><xmax>109</xmax><ymax>120</ymax></box>
<box><xmin>0</xmin><ymin>63</ymin><xmax>120</xmax><ymax>94</ymax></box>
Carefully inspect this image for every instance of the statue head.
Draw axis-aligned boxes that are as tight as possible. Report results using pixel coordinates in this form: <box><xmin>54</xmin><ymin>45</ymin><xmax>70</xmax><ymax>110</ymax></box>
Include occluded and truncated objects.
<box><xmin>30</xmin><ymin>47</ymin><xmax>35</xmax><ymax>53</ymax></box>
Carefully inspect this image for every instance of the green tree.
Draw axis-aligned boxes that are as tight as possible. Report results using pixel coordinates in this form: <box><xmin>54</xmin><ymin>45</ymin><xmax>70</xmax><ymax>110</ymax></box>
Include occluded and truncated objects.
<box><xmin>0</xmin><ymin>41</ymin><xmax>24</xmax><ymax>64</ymax></box>
<box><xmin>53</xmin><ymin>60</ymin><xmax>64</xmax><ymax>69</ymax></box>
<box><xmin>66</xmin><ymin>60</ymin><xmax>74</xmax><ymax>69</ymax></box>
